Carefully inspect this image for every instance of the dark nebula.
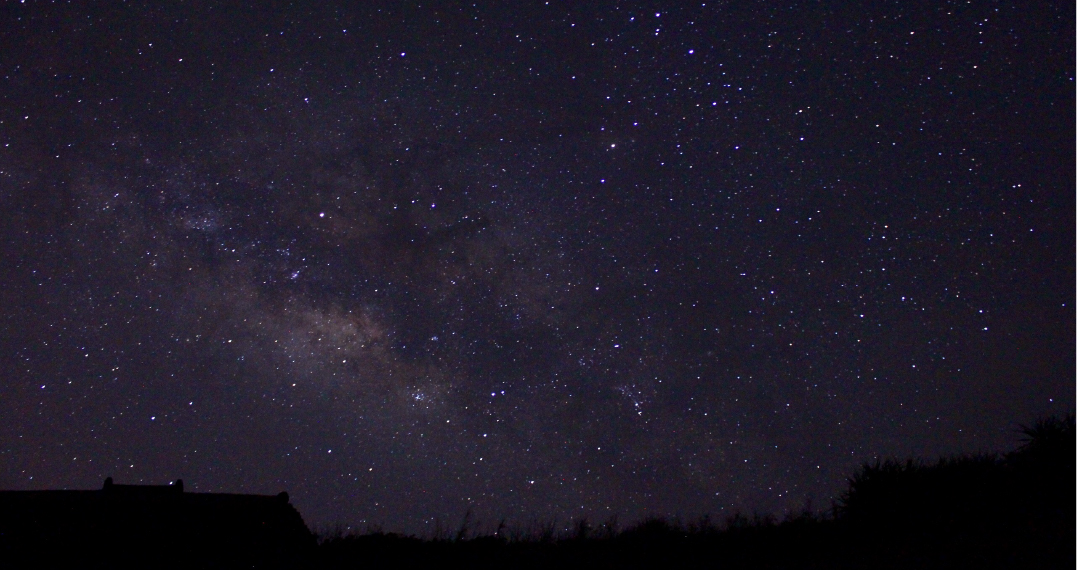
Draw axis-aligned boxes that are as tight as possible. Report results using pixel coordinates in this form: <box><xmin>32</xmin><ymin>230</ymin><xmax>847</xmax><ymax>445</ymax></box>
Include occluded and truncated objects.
<box><xmin>0</xmin><ymin>1</ymin><xmax>1072</xmax><ymax>533</ymax></box>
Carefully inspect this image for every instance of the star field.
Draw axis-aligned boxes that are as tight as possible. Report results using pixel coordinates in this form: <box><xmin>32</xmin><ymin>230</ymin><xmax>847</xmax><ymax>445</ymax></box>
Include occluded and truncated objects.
<box><xmin>0</xmin><ymin>1</ymin><xmax>1072</xmax><ymax>533</ymax></box>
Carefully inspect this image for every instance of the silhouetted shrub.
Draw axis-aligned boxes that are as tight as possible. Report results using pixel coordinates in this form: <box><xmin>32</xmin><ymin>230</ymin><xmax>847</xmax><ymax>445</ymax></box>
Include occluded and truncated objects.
<box><xmin>2</xmin><ymin>417</ymin><xmax>1071</xmax><ymax>569</ymax></box>
<box><xmin>313</xmin><ymin>416</ymin><xmax>1074</xmax><ymax>569</ymax></box>
<box><xmin>833</xmin><ymin>416</ymin><xmax>1075</xmax><ymax>568</ymax></box>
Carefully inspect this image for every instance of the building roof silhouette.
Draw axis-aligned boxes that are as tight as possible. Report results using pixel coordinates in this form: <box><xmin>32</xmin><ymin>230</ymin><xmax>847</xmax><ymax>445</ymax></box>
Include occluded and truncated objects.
<box><xmin>0</xmin><ymin>478</ymin><xmax>314</xmax><ymax>568</ymax></box>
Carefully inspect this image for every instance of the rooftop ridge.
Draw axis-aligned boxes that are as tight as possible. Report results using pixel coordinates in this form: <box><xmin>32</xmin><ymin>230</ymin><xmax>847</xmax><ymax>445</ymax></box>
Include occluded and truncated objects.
<box><xmin>103</xmin><ymin>477</ymin><xmax>183</xmax><ymax>493</ymax></box>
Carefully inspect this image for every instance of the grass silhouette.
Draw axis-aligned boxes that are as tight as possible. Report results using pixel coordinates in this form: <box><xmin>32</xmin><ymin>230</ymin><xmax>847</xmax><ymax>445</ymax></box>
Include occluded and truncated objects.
<box><xmin>0</xmin><ymin>417</ymin><xmax>1072</xmax><ymax>568</ymax></box>
<box><xmin>317</xmin><ymin>416</ymin><xmax>1074</xmax><ymax>569</ymax></box>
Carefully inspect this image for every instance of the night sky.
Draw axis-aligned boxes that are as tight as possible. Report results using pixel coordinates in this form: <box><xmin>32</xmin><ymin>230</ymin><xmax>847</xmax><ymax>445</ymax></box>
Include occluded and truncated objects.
<box><xmin>0</xmin><ymin>1</ymin><xmax>1073</xmax><ymax>534</ymax></box>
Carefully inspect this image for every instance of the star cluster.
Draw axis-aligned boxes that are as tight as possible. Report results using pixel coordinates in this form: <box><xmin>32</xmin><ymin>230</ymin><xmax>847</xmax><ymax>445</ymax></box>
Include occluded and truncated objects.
<box><xmin>0</xmin><ymin>1</ymin><xmax>1072</xmax><ymax>532</ymax></box>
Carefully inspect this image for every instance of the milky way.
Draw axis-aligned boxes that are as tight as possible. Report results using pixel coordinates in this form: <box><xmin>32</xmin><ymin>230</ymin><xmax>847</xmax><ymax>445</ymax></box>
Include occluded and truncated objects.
<box><xmin>0</xmin><ymin>1</ymin><xmax>1072</xmax><ymax>533</ymax></box>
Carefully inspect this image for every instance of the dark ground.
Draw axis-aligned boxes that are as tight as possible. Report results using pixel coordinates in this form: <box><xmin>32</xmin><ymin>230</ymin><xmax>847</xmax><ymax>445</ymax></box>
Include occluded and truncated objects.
<box><xmin>1</xmin><ymin>417</ymin><xmax>1071</xmax><ymax>569</ymax></box>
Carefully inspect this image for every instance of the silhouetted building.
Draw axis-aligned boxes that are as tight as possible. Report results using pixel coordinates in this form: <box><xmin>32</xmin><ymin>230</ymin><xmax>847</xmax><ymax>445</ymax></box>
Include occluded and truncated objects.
<box><xmin>0</xmin><ymin>478</ymin><xmax>315</xmax><ymax>569</ymax></box>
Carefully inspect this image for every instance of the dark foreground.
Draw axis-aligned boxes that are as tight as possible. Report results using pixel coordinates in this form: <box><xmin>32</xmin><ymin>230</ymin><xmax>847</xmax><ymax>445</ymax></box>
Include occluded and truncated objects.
<box><xmin>1</xmin><ymin>418</ymin><xmax>1073</xmax><ymax>569</ymax></box>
